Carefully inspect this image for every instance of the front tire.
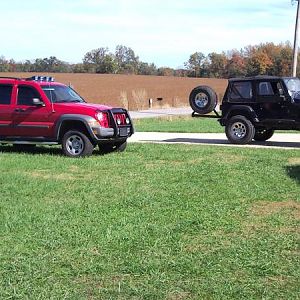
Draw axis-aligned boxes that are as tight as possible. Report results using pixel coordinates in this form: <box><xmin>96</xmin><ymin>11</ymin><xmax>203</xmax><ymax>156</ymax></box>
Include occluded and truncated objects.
<box><xmin>225</xmin><ymin>115</ymin><xmax>255</xmax><ymax>144</ymax></box>
<box><xmin>62</xmin><ymin>130</ymin><xmax>93</xmax><ymax>157</ymax></box>
<box><xmin>189</xmin><ymin>86</ymin><xmax>217</xmax><ymax>115</ymax></box>
<box><xmin>254</xmin><ymin>129</ymin><xmax>274</xmax><ymax>141</ymax></box>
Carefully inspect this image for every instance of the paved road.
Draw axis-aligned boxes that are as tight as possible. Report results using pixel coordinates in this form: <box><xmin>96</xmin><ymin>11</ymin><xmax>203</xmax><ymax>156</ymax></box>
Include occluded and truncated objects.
<box><xmin>129</xmin><ymin>107</ymin><xmax>193</xmax><ymax>119</ymax></box>
<box><xmin>128</xmin><ymin>107</ymin><xmax>299</xmax><ymax>150</ymax></box>
<box><xmin>128</xmin><ymin>132</ymin><xmax>300</xmax><ymax>150</ymax></box>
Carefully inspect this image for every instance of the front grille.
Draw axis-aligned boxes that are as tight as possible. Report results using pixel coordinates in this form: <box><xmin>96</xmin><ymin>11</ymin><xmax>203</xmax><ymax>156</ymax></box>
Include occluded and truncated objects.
<box><xmin>113</xmin><ymin>113</ymin><xmax>127</xmax><ymax>126</ymax></box>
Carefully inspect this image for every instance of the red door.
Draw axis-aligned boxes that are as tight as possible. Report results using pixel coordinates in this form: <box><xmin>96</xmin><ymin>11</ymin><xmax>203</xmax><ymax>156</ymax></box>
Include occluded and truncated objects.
<box><xmin>11</xmin><ymin>85</ymin><xmax>54</xmax><ymax>138</ymax></box>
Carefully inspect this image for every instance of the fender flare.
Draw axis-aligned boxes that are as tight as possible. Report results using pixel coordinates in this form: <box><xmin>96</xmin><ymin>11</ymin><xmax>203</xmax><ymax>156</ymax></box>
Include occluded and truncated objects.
<box><xmin>55</xmin><ymin>114</ymin><xmax>97</xmax><ymax>141</ymax></box>
<box><xmin>221</xmin><ymin>105</ymin><xmax>259</xmax><ymax>125</ymax></box>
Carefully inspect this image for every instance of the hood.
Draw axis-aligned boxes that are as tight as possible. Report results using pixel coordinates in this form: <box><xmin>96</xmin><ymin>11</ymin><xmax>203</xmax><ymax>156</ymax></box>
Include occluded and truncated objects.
<box><xmin>54</xmin><ymin>102</ymin><xmax>112</xmax><ymax>111</ymax></box>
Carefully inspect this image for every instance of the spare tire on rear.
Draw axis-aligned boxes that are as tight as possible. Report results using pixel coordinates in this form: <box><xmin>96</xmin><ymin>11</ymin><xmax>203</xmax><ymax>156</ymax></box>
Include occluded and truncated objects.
<box><xmin>189</xmin><ymin>86</ymin><xmax>217</xmax><ymax>115</ymax></box>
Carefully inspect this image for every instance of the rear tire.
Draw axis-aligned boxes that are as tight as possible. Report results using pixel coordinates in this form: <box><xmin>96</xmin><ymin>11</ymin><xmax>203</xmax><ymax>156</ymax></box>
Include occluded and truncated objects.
<box><xmin>254</xmin><ymin>129</ymin><xmax>274</xmax><ymax>141</ymax></box>
<box><xmin>225</xmin><ymin>115</ymin><xmax>255</xmax><ymax>144</ymax></box>
<box><xmin>189</xmin><ymin>86</ymin><xmax>217</xmax><ymax>115</ymax></box>
<box><xmin>62</xmin><ymin>130</ymin><xmax>93</xmax><ymax>157</ymax></box>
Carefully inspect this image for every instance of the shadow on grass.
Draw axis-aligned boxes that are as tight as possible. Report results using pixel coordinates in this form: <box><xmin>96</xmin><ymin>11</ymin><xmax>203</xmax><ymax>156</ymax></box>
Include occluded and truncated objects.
<box><xmin>156</xmin><ymin>138</ymin><xmax>300</xmax><ymax>149</ymax></box>
<box><xmin>286</xmin><ymin>165</ymin><xmax>300</xmax><ymax>185</ymax></box>
<box><xmin>0</xmin><ymin>145</ymin><xmax>108</xmax><ymax>157</ymax></box>
<box><xmin>0</xmin><ymin>145</ymin><xmax>62</xmax><ymax>156</ymax></box>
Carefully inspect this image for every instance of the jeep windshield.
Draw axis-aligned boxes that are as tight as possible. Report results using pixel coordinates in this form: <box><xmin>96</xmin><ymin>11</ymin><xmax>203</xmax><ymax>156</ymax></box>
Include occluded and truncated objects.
<box><xmin>42</xmin><ymin>85</ymin><xmax>85</xmax><ymax>103</ymax></box>
<box><xmin>283</xmin><ymin>78</ymin><xmax>300</xmax><ymax>102</ymax></box>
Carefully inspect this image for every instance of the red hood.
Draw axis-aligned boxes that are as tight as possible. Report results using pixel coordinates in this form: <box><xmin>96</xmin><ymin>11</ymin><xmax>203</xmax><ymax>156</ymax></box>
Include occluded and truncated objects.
<box><xmin>53</xmin><ymin>102</ymin><xmax>112</xmax><ymax>111</ymax></box>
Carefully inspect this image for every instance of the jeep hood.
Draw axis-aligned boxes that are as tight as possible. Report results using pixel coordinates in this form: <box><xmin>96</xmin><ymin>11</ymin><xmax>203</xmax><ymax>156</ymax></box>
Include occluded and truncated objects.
<box><xmin>54</xmin><ymin>102</ymin><xmax>112</xmax><ymax>111</ymax></box>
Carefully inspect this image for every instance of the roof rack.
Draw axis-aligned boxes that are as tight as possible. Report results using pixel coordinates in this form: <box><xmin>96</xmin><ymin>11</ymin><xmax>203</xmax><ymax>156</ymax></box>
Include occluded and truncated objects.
<box><xmin>26</xmin><ymin>75</ymin><xmax>54</xmax><ymax>82</ymax></box>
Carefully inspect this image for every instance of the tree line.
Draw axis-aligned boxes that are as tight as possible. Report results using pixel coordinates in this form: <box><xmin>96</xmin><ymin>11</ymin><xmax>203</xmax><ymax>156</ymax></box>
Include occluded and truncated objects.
<box><xmin>0</xmin><ymin>42</ymin><xmax>298</xmax><ymax>78</ymax></box>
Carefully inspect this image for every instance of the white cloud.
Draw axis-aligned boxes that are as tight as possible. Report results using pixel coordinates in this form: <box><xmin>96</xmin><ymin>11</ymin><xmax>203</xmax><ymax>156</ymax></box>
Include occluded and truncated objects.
<box><xmin>0</xmin><ymin>0</ymin><xmax>298</xmax><ymax>67</ymax></box>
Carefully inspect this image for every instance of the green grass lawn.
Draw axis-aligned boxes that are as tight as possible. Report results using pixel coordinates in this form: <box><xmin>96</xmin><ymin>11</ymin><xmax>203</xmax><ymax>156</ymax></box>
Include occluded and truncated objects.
<box><xmin>134</xmin><ymin>116</ymin><xmax>223</xmax><ymax>133</ymax></box>
<box><xmin>134</xmin><ymin>116</ymin><xmax>300</xmax><ymax>134</ymax></box>
<box><xmin>0</xmin><ymin>144</ymin><xmax>299</xmax><ymax>299</ymax></box>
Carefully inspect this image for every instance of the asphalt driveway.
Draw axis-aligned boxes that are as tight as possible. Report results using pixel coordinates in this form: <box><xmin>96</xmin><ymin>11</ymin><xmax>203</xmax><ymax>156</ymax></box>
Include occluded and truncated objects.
<box><xmin>128</xmin><ymin>132</ymin><xmax>300</xmax><ymax>150</ymax></box>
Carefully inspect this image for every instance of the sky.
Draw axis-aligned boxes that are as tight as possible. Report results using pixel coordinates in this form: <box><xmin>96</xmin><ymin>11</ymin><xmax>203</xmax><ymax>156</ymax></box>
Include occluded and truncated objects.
<box><xmin>0</xmin><ymin>0</ymin><xmax>298</xmax><ymax>68</ymax></box>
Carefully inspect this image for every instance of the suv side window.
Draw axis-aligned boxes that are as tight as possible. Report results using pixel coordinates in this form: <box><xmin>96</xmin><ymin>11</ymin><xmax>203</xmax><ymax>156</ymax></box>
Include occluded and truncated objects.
<box><xmin>17</xmin><ymin>86</ymin><xmax>41</xmax><ymax>106</ymax></box>
<box><xmin>230</xmin><ymin>81</ymin><xmax>253</xmax><ymax>101</ymax></box>
<box><xmin>258</xmin><ymin>81</ymin><xmax>282</xmax><ymax>96</ymax></box>
<box><xmin>0</xmin><ymin>84</ymin><xmax>13</xmax><ymax>105</ymax></box>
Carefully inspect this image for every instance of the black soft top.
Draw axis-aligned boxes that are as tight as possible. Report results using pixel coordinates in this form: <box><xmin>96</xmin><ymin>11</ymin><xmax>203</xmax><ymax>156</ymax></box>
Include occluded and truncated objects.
<box><xmin>228</xmin><ymin>75</ymin><xmax>296</xmax><ymax>82</ymax></box>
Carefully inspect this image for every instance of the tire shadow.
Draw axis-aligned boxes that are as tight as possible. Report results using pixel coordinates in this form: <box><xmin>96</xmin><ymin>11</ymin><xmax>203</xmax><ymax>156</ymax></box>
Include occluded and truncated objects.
<box><xmin>286</xmin><ymin>165</ymin><xmax>300</xmax><ymax>185</ymax></box>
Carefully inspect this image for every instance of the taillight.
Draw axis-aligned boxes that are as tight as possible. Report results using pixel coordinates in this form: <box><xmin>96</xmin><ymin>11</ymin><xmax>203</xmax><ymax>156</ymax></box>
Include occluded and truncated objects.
<box><xmin>96</xmin><ymin>112</ymin><xmax>109</xmax><ymax>128</ymax></box>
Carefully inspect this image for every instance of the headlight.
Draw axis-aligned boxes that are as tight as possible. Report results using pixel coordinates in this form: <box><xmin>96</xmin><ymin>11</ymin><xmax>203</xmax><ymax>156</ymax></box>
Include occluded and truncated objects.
<box><xmin>95</xmin><ymin>112</ymin><xmax>109</xmax><ymax>128</ymax></box>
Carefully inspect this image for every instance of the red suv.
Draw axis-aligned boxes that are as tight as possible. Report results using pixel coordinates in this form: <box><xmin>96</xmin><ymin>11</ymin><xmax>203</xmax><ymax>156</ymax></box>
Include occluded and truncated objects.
<box><xmin>0</xmin><ymin>76</ymin><xmax>134</xmax><ymax>157</ymax></box>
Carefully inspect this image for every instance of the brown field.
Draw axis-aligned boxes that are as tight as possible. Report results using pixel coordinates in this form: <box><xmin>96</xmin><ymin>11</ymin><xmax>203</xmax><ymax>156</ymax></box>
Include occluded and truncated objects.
<box><xmin>1</xmin><ymin>72</ymin><xmax>227</xmax><ymax>110</ymax></box>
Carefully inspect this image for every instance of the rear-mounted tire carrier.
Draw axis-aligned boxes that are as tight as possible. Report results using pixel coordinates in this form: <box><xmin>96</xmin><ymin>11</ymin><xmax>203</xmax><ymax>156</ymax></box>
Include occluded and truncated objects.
<box><xmin>189</xmin><ymin>86</ymin><xmax>218</xmax><ymax>115</ymax></box>
<box><xmin>192</xmin><ymin>110</ymin><xmax>221</xmax><ymax>119</ymax></box>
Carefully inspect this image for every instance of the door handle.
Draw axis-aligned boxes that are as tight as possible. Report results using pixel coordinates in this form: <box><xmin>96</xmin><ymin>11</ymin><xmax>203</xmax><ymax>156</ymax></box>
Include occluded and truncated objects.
<box><xmin>14</xmin><ymin>108</ymin><xmax>26</xmax><ymax>112</ymax></box>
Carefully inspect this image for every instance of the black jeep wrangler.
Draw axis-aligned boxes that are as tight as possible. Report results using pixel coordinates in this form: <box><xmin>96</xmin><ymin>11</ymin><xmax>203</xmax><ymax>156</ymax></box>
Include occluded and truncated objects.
<box><xmin>189</xmin><ymin>76</ymin><xmax>300</xmax><ymax>144</ymax></box>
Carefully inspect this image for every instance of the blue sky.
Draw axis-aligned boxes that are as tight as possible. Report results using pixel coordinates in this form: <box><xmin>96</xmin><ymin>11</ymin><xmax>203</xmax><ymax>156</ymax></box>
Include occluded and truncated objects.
<box><xmin>1</xmin><ymin>0</ymin><xmax>298</xmax><ymax>68</ymax></box>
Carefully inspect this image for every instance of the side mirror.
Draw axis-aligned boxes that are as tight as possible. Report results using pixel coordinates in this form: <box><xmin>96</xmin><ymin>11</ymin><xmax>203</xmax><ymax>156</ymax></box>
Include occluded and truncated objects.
<box><xmin>32</xmin><ymin>98</ymin><xmax>45</xmax><ymax>106</ymax></box>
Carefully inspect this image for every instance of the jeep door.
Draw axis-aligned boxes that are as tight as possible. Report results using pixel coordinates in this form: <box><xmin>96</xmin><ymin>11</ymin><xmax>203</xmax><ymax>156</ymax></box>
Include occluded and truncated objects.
<box><xmin>11</xmin><ymin>85</ymin><xmax>53</xmax><ymax>137</ymax></box>
<box><xmin>256</xmin><ymin>80</ymin><xmax>289</xmax><ymax>119</ymax></box>
<box><xmin>0</xmin><ymin>83</ymin><xmax>14</xmax><ymax>136</ymax></box>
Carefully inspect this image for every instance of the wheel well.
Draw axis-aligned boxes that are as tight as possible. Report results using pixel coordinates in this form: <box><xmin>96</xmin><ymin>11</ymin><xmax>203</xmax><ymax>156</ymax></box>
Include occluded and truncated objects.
<box><xmin>226</xmin><ymin>110</ymin><xmax>254</xmax><ymax>124</ymax></box>
<box><xmin>58</xmin><ymin>120</ymin><xmax>90</xmax><ymax>141</ymax></box>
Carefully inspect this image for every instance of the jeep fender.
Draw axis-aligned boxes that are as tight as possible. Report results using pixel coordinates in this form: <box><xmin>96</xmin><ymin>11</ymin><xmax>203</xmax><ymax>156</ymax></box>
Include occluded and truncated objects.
<box><xmin>221</xmin><ymin>105</ymin><xmax>259</xmax><ymax>125</ymax></box>
<box><xmin>55</xmin><ymin>114</ymin><xmax>98</xmax><ymax>141</ymax></box>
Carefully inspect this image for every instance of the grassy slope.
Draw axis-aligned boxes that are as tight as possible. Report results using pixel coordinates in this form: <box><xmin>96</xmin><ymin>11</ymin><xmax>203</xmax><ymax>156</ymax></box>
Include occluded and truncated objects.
<box><xmin>0</xmin><ymin>144</ymin><xmax>299</xmax><ymax>299</ymax></box>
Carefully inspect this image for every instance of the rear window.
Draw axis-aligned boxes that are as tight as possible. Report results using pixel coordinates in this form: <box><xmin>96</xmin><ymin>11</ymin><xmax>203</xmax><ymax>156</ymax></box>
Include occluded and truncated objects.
<box><xmin>230</xmin><ymin>81</ymin><xmax>253</xmax><ymax>100</ymax></box>
<box><xmin>0</xmin><ymin>84</ymin><xmax>13</xmax><ymax>105</ymax></box>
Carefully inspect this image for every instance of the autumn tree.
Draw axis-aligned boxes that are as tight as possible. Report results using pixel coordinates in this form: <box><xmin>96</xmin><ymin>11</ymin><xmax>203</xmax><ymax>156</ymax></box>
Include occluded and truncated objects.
<box><xmin>226</xmin><ymin>51</ymin><xmax>246</xmax><ymax>78</ymax></box>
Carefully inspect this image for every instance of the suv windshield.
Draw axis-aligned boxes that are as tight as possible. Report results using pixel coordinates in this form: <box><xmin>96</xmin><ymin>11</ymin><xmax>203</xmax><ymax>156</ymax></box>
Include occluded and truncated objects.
<box><xmin>283</xmin><ymin>78</ymin><xmax>300</xmax><ymax>102</ymax></box>
<box><xmin>42</xmin><ymin>85</ymin><xmax>85</xmax><ymax>103</ymax></box>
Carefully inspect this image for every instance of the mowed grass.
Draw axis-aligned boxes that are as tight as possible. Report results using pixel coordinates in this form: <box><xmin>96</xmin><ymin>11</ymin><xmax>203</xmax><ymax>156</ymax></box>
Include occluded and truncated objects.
<box><xmin>0</xmin><ymin>144</ymin><xmax>299</xmax><ymax>299</ymax></box>
<box><xmin>134</xmin><ymin>116</ymin><xmax>300</xmax><ymax>134</ymax></box>
<box><xmin>134</xmin><ymin>116</ymin><xmax>223</xmax><ymax>133</ymax></box>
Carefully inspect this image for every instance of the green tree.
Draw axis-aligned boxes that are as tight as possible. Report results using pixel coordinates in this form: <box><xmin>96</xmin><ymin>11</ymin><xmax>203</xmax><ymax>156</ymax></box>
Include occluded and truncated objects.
<box><xmin>115</xmin><ymin>45</ymin><xmax>139</xmax><ymax>74</ymax></box>
<box><xmin>207</xmin><ymin>52</ymin><xmax>227</xmax><ymax>78</ymax></box>
<box><xmin>184</xmin><ymin>52</ymin><xmax>205</xmax><ymax>77</ymax></box>
<box><xmin>83</xmin><ymin>48</ymin><xmax>116</xmax><ymax>73</ymax></box>
<box><xmin>0</xmin><ymin>56</ymin><xmax>9</xmax><ymax>72</ymax></box>
<box><xmin>138</xmin><ymin>62</ymin><xmax>157</xmax><ymax>75</ymax></box>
